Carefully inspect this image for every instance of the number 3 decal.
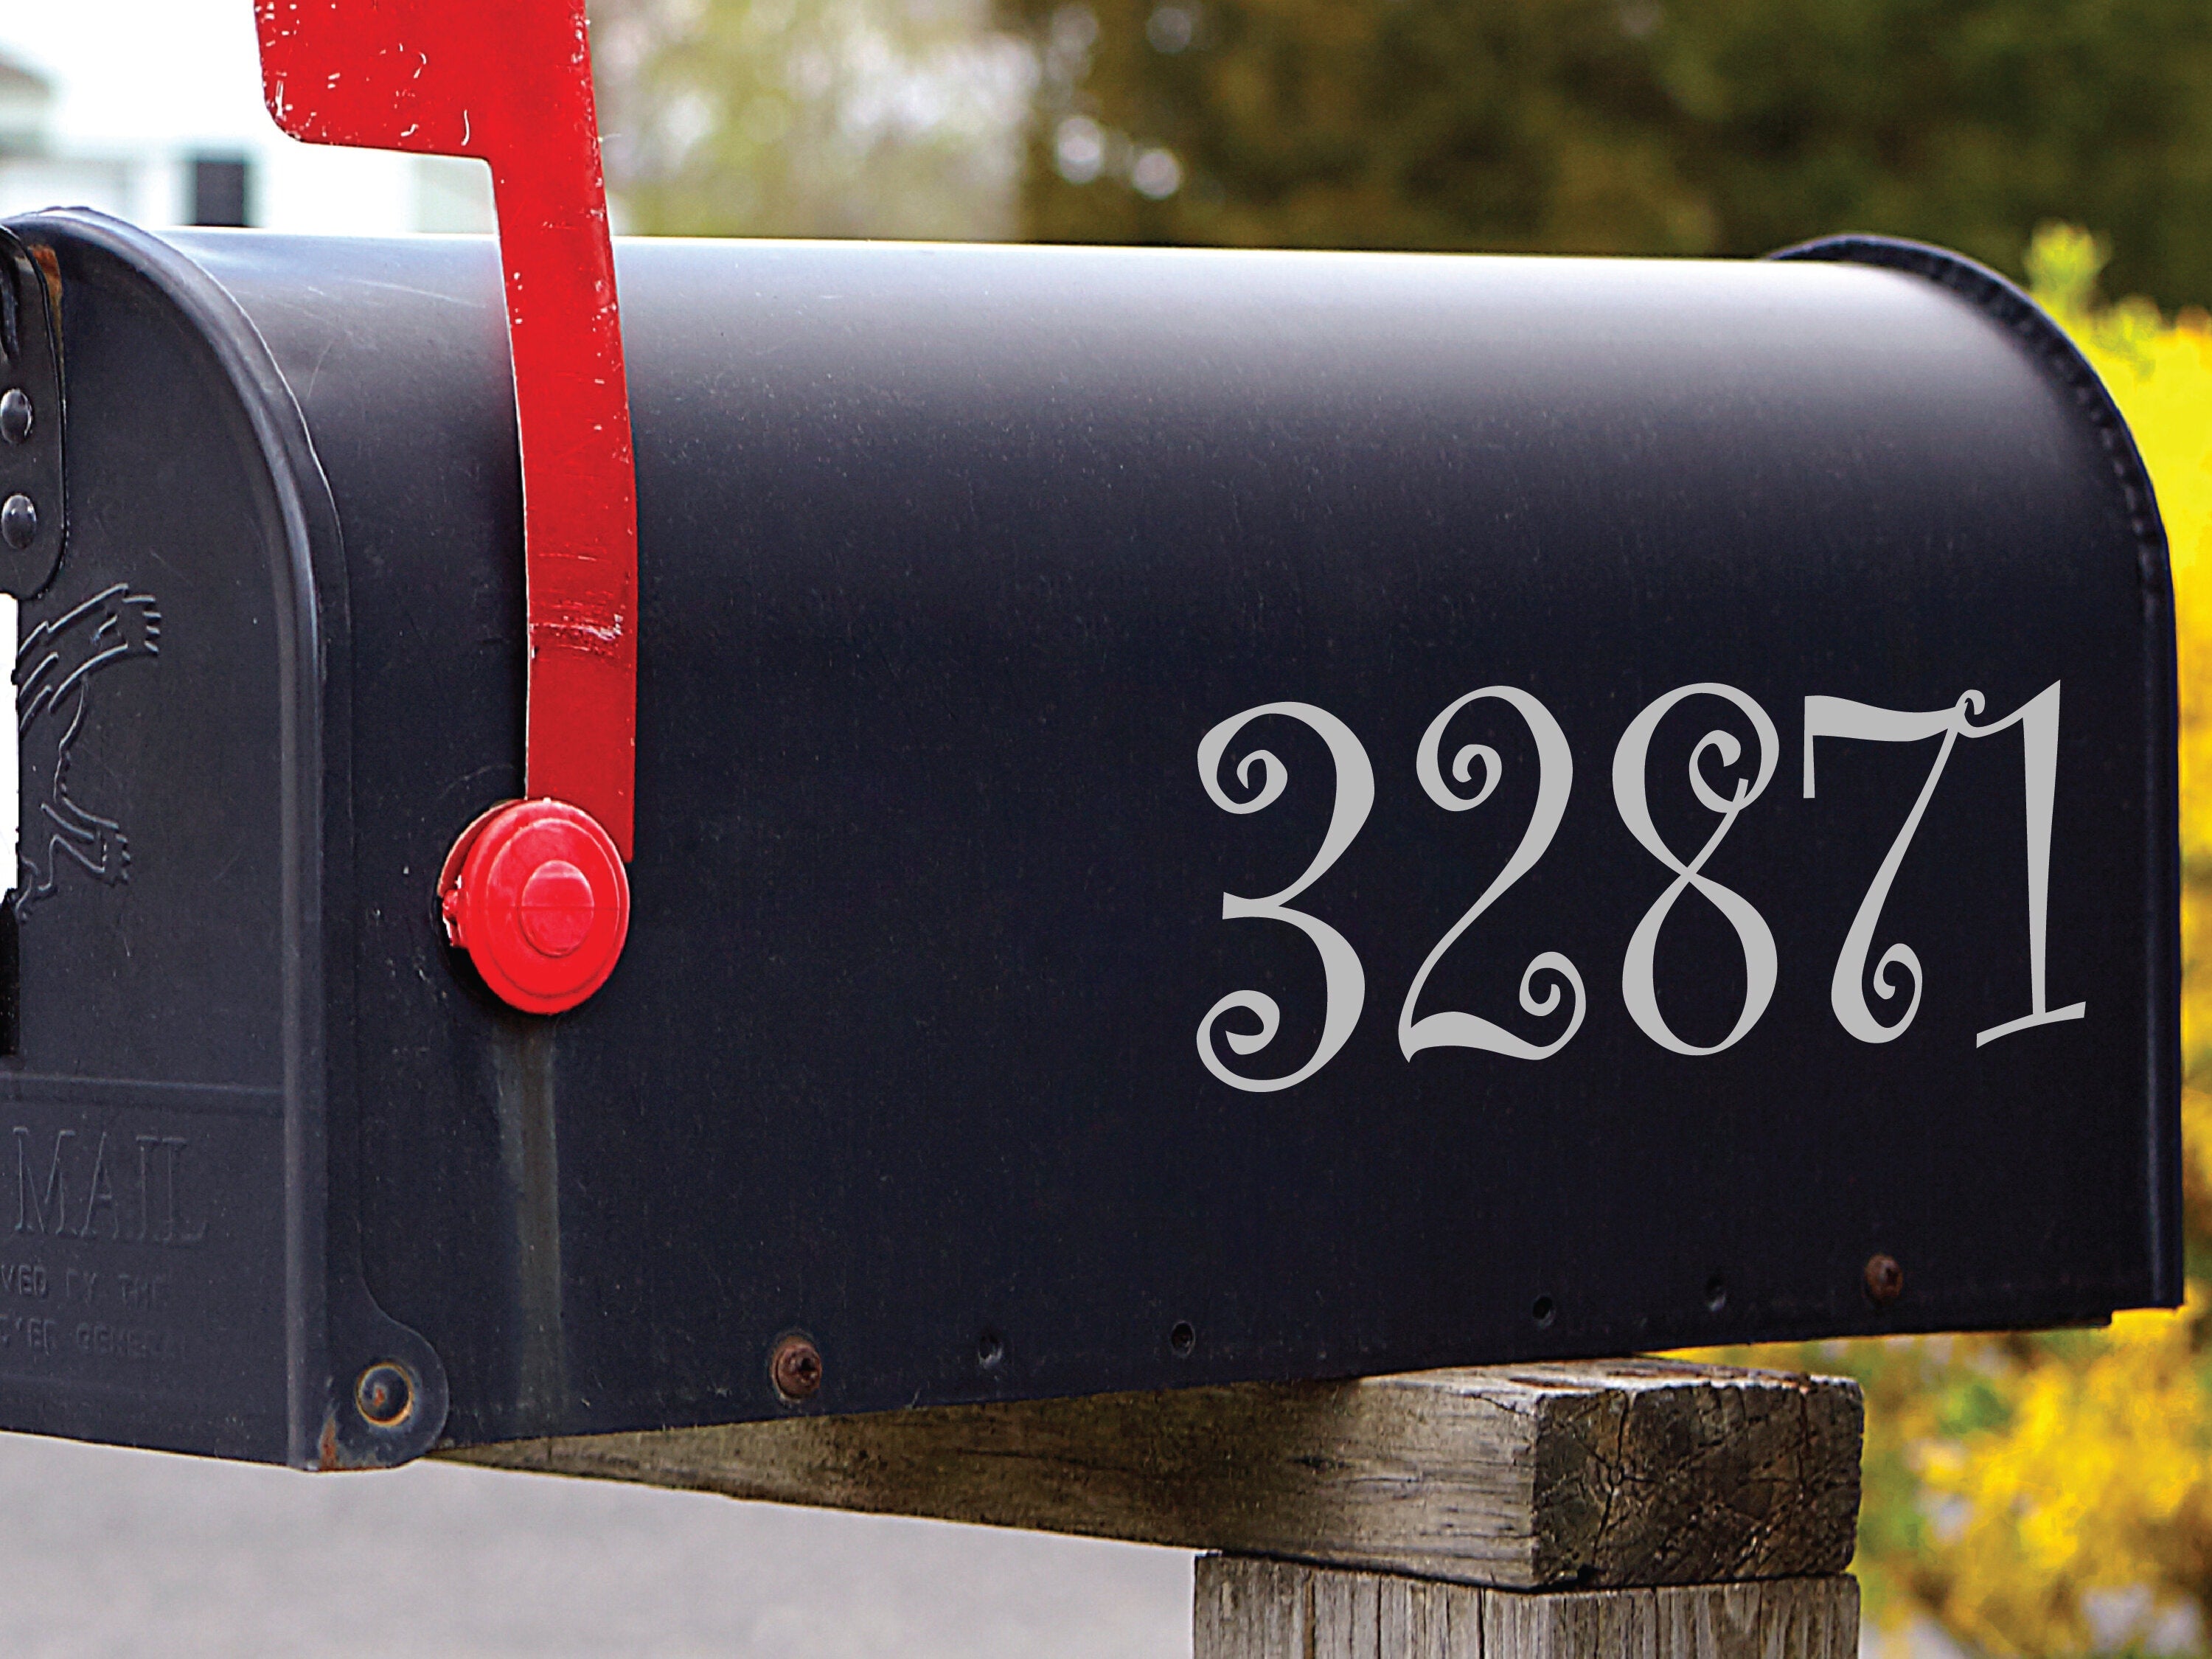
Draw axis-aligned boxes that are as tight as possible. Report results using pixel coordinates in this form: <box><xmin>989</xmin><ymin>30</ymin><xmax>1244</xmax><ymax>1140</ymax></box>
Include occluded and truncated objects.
<box><xmin>1195</xmin><ymin>703</ymin><xmax>1374</xmax><ymax>1093</ymax></box>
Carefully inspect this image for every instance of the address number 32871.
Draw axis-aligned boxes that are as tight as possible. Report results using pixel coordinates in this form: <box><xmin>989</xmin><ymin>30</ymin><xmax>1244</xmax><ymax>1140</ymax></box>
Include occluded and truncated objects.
<box><xmin>1194</xmin><ymin>683</ymin><xmax>2084</xmax><ymax>1094</ymax></box>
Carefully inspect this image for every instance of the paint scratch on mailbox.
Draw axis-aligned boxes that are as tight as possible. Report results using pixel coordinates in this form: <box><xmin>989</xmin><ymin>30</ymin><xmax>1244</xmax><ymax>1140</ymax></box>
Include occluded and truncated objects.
<box><xmin>13</xmin><ymin>585</ymin><xmax>161</xmax><ymax>914</ymax></box>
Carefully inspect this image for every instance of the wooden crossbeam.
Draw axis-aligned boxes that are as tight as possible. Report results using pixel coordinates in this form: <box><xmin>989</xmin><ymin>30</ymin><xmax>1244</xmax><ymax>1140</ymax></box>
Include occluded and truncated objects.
<box><xmin>449</xmin><ymin>1358</ymin><xmax>1861</xmax><ymax>1593</ymax></box>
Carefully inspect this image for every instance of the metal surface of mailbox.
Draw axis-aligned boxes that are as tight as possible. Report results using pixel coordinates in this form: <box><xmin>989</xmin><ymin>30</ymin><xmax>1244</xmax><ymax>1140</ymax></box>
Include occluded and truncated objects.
<box><xmin>0</xmin><ymin>209</ymin><xmax>2178</xmax><ymax>1468</ymax></box>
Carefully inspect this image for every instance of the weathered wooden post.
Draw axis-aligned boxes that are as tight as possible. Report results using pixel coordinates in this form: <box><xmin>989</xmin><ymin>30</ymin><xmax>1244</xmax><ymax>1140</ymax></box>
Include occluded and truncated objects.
<box><xmin>457</xmin><ymin>1357</ymin><xmax>1863</xmax><ymax>1657</ymax></box>
<box><xmin>1187</xmin><ymin>1364</ymin><xmax>1862</xmax><ymax>1659</ymax></box>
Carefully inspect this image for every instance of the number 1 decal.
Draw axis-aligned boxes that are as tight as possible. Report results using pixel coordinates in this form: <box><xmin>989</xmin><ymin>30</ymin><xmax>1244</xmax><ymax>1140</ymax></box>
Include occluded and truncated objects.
<box><xmin>1804</xmin><ymin>682</ymin><xmax>2083</xmax><ymax>1048</ymax></box>
<box><xmin>1399</xmin><ymin>687</ymin><xmax>1585</xmax><ymax>1060</ymax></box>
<box><xmin>1196</xmin><ymin>703</ymin><xmax>1374</xmax><ymax>1092</ymax></box>
<box><xmin>1974</xmin><ymin>684</ymin><xmax>2086</xmax><ymax>1046</ymax></box>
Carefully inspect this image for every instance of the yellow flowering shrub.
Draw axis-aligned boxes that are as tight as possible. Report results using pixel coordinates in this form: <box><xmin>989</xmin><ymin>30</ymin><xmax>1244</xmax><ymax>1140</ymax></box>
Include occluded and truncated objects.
<box><xmin>1703</xmin><ymin>224</ymin><xmax>2212</xmax><ymax>1659</ymax></box>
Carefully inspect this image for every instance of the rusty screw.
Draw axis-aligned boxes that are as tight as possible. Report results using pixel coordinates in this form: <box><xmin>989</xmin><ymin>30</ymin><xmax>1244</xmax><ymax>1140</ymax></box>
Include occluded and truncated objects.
<box><xmin>1863</xmin><ymin>1253</ymin><xmax>1905</xmax><ymax>1309</ymax></box>
<box><xmin>770</xmin><ymin>1333</ymin><xmax>823</xmax><ymax>1402</ymax></box>
<box><xmin>355</xmin><ymin>1361</ymin><xmax>417</xmax><ymax>1429</ymax></box>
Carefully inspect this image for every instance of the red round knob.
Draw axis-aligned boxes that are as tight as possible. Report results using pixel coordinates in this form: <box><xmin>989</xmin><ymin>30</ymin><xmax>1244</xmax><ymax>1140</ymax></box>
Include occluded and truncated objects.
<box><xmin>439</xmin><ymin>799</ymin><xmax>630</xmax><ymax>1014</ymax></box>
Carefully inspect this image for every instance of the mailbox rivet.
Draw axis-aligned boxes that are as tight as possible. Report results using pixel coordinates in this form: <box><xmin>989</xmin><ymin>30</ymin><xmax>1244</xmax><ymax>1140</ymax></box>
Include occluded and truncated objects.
<box><xmin>0</xmin><ymin>494</ymin><xmax>34</xmax><ymax>552</ymax></box>
<box><xmin>1863</xmin><ymin>1253</ymin><xmax>1905</xmax><ymax>1308</ymax></box>
<box><xmin>355</xmin><ymin>1361</ymin><xmax>416</xmax><ymax>1429</ymax></box>
<box><xmin>771</xmin><ymin>1333</ymin><xmax>823</xmax><ymax>1402</ymax></box>
<box><xmin>0</xmin><ymin>390</ymin><xmax>29</xmax><ymax>445</ymax></box>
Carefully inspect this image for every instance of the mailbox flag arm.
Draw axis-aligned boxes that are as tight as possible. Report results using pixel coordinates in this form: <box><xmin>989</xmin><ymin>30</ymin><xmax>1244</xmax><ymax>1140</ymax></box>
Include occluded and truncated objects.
<box><xmin>254</xmin><ymin>0</ymin><xmax>637</xmax><ymax>1012</ymax></box>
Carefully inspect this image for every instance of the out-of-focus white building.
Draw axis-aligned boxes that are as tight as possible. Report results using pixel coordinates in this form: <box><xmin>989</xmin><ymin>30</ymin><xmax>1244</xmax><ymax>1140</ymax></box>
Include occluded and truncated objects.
<box><xmin>0</xmin><ymin>0</ymin><xmax>493</xmax><ymax>234</ymax></box>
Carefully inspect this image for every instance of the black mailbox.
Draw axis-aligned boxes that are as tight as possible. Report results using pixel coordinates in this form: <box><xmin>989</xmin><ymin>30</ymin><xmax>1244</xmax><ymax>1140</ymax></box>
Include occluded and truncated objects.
<box><xmin>0</xmin><ymin>208</ymin><xmax>2177</xmax><ymax>1469</ymax></box>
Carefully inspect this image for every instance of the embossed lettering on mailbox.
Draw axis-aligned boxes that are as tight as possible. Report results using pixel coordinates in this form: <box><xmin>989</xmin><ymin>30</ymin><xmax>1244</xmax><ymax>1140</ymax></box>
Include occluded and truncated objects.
<box><xmin>12</xmin><ymin>1127</ymin><xmax>204</xmax><ymax>1245</ymax></box>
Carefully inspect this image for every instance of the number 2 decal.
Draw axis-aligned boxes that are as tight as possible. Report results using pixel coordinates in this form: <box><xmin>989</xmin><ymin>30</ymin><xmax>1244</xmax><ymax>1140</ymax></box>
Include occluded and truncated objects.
<box><xmin>1399</xmin><ymin>688</ymin><xmax>1585</xmax><ymax>1061</ymax></box>
<box><xmin>1197</xmin><ymin>678</ymin><xmax>2084</xmax><ymax>1091</ymax></box>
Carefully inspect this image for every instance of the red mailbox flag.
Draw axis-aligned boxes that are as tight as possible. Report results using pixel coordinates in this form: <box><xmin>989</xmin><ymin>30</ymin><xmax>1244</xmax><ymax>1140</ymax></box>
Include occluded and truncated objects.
<box><xmin>255</xmin><ymin>0</ymin><xmax>637</xmax><ymax>1012</ymax></box>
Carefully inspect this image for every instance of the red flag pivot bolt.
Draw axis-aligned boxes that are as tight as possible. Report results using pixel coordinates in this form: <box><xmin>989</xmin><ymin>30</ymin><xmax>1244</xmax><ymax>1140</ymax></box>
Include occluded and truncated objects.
<box><xmin>439</xmin><ymin>801</ymin><xmax>630</xmax><ymax>1015</ymax></box>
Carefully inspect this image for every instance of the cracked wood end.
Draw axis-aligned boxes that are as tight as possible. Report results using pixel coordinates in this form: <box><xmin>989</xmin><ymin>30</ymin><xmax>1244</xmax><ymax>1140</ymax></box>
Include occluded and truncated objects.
<box><xmin>445</xmin><ymin>1358</ymin><xmax>1861</xmax><ymax>1590</ymax></box>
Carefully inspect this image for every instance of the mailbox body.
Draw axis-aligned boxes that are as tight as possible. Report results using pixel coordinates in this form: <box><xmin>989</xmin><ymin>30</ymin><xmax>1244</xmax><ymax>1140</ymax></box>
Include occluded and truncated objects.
<box><xmin>0</xmin><ymin>211</ymin><xmax>2177</xmax><ymax>1467</ymax></box>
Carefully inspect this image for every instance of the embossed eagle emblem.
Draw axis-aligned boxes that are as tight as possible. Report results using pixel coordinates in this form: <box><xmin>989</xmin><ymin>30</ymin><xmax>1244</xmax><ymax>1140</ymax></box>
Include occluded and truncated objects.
<box><xmin>13</xmin><ymin>585</ymin><xmax>161</xmax><ymax>914</ymax></box>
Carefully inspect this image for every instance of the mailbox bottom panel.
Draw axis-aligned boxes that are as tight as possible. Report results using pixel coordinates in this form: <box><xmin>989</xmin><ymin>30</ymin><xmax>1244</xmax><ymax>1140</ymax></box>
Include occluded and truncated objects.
<box><xmin>0</xmin><ymin>1092</ymin><xmax>291</xmax><ymax>1461</ymax></box>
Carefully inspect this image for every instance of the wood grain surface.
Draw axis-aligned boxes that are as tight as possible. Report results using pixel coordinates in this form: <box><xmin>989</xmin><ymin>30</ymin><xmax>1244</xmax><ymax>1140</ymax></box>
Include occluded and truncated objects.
<box><xmin>1194</xmin><ymin>1556</ymin><xmax>1859</xmax><ymax>1659</ymax></box>
<box><xmin>450</xmin><ymin>1358</ymin><xmax>1861</xmax><ymax>1590</ymax></box>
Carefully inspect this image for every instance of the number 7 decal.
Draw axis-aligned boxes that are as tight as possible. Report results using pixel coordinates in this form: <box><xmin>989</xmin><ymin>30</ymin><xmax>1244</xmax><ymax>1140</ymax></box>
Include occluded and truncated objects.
<box><xmin>1804</xmin><ymin>683</ymin><xmax>2084</xmax><ymax>1048</ymax></box>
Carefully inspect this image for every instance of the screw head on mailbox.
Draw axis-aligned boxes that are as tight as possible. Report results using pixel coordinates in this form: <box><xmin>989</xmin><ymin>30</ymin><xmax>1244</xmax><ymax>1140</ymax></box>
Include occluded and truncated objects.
<box><xmin>0</xmin><ymin>9</ymin><xmax>2175</xmax><ymax>1473</ymax></box>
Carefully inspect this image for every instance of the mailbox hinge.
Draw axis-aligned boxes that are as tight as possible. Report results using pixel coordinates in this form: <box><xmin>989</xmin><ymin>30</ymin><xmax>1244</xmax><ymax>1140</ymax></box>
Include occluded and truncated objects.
<box><xmin>0</xmin><ymin>227</ymin><xmax>67</xmax><ymax>601</ymax></box>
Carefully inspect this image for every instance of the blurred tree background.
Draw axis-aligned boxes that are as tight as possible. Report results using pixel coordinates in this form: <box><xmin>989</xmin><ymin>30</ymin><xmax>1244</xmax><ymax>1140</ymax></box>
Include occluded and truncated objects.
<box><xmin>1015</xmin><ymin>0</ymin><xmax>2212</xmax><ymax>308</ymax></box>
<box><xmin>590</xmin><ymin>0</ymin><xmax>1034</xmax><ymax>237</ymax></box>
<box><xmin>592</xmin><ymin>0</ymin><xmax>2212</xmax><ymax>307</ymax></box>
<box><xmin>585</xmin><ymin>1</ymin><xmax>2212</xmax><ymax>1652</ymax></box>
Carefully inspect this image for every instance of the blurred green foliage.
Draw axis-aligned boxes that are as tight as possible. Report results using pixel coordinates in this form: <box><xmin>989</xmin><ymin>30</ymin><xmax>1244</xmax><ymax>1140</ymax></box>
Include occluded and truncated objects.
<box><xmin>591</xmin><ymin>0</ymin><xmax>1034</xmax><ymax>239</ymax></box>
<box><xmin>1012</xmin><ymin>0</ymin><xmax>2212</xmax><ymax>307</ymax></box>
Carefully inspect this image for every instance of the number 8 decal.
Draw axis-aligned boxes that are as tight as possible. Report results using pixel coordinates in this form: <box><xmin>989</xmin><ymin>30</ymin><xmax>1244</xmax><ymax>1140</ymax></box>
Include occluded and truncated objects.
<box><xmin>1196</xmin><ymin>703</ymin><xmax>1374</xmax><ymax>1092</ymax></box>
<box><xmin>1613</xmin><ymin>684</ymin><xmax>1781</xmax><ymax>1056</ymax></box>
<box><xmin>1399</xmin><ymin>687</ymin><xmax>1585</xmax><ymax>1060</ymax></box>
